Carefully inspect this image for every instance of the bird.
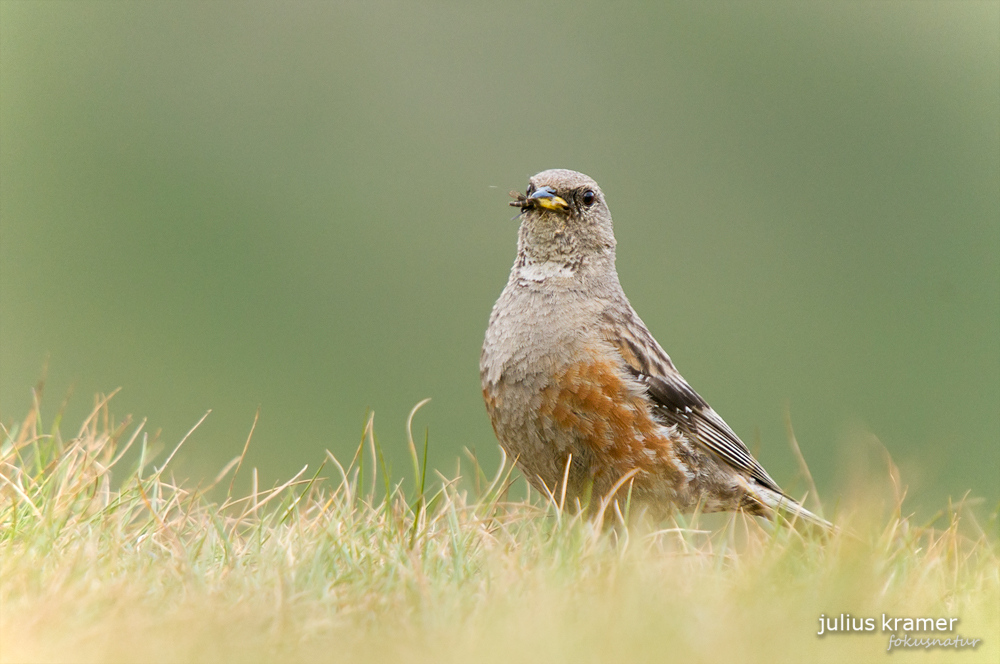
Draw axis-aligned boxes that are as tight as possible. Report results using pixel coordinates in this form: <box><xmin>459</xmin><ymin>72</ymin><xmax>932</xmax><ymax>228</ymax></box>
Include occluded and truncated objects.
<box><xmin>480</xmin><ymin>168</ymin><xmax>830</xmax><ymax>529</ymax></box>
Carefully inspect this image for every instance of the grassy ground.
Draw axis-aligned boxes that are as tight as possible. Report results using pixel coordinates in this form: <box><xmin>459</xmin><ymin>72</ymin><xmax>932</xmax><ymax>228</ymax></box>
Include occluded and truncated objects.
<box><xmin>1</xmin><ymin>391</ymin><xmax>997</xmax><ymax>664</ymax></box>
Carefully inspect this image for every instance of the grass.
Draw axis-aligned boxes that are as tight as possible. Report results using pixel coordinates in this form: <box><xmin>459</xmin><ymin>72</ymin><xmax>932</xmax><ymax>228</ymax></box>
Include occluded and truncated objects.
<box><xmin>1</xmin><ymin>390</ymin><xmax>998</xmax><ymax>664</ymax></box>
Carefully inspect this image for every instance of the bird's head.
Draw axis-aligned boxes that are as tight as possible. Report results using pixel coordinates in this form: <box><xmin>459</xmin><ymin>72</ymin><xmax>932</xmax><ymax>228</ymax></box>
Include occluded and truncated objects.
<box><xmin>509</xmin><ymin>169</ymin><xmax>616</xmax><ymax>268</ymax></box>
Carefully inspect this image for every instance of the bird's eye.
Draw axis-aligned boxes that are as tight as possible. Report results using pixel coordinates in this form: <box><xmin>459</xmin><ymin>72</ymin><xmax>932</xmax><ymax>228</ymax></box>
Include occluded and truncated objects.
<box><xmin>582</xmin><ymin>190</ymin><xmax>596</xmax><ymax>207</ymax></box>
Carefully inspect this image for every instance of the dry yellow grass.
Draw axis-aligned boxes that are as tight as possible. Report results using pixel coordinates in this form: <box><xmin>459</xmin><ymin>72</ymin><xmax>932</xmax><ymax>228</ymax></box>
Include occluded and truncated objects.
<box><xmin>1</xmin><ymin>391</ymin><xmax>997</xmax><ymax>663</ymax></box>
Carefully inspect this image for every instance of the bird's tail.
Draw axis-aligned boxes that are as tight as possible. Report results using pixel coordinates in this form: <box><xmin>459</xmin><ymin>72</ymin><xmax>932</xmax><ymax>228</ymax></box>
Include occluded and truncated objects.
<box><xmin>750</xmin><ymin>485</ymin><xmax>834</xmax><ymax>532</ymax></box>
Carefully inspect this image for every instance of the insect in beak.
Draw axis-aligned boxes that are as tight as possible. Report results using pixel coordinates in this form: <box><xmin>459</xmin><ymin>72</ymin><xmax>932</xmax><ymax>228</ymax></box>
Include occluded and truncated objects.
<box><xmin>508</xmin><ymin>186</ymin><xmax>570</xmax><ymax>212</ymax></box>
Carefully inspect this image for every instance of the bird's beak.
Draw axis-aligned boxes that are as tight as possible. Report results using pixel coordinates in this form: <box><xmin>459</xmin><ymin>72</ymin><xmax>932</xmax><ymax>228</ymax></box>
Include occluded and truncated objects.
<box><xmin>528</xmin><ymin>186</ymin><xmax>570</xmax><ymax>211</ymax></box>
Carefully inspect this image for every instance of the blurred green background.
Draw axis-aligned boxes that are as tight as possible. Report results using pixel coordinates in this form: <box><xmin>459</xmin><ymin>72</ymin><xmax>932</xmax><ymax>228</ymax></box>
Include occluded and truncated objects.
<box><xmin>1</xmin><ymin>2</ymin><xmax>997</xmax><ymax>511</ymax></box>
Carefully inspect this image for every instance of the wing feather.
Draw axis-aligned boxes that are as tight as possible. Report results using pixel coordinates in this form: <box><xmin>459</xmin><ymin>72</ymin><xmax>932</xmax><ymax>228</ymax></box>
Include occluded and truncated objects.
<box><xmin>601</xmin><ymin>309</ymin><xmax>785</xmax><ymax>496</ymax></box>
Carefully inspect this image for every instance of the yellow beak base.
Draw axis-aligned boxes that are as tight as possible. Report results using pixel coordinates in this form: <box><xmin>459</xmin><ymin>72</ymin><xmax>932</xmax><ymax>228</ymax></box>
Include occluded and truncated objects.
<box><xmin>533</xmin><ymin>195</ymin><xmax>570</xmax><ymax>211</ymax></box>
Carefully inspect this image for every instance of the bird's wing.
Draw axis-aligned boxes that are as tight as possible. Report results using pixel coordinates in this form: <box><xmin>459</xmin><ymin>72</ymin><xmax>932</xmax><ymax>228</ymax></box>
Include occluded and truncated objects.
<box><xmin>601</xmin><ymin>309</ymin><xmax>785</xmax><ymax>495</ymax></box>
